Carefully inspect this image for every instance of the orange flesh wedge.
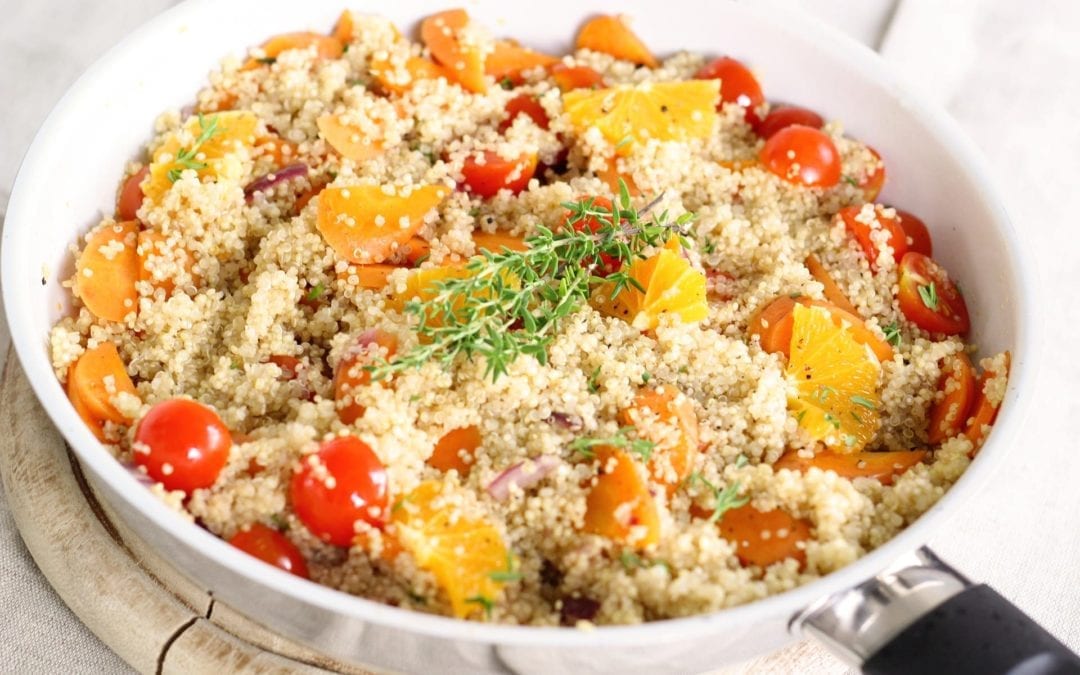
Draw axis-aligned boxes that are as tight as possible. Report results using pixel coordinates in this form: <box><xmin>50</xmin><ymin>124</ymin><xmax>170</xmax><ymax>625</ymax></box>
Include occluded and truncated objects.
<box><xmin>392</xmin><ymin>480</ymin><xmax>508</xmax><ymax>618</ymax></box>
<box><xmin>786</xmin><ymin>303</ymin><xmax>882</xmax><ymax>452</ymax></box>
<box><xmin>316</xmin><ymin>184</ymin><xmax>448</xmax><ymax>264</ymax></box>
<box><xmin>472</xmin><ymin>232</ymin><xmax>528</xmax><ymax>253</ymax></box>
<box><xmin>75</xmin><ymin>221</ymin><xmax>140</xmax><ymax>322</ymax></box>
<box><xmin>599</xmin><ymin>244</ymin><xmax>708</xmax><ymax>330</ymax></box>
<box><xmin>619</xmin><ymin>385</ymin><xmax>699</xmax><ymax>490</ymax></box>
<box><xmin>575</xmin><ymin>15</ymin><xmax>658</xmax><ymax>68</ymax></box>
<box><xmin>774</xmin><ymin>448</ymin><xmax>927</xmax><ymax>486</ymax></box>
<box><xmin>317</xmin><ymin>114</ymin><xmax>384</xmax><ymax>162</ymax></box>
<box><xmin>564</xmin><ymin>81</ymin><xmax>719</xmax><ymax>155</ymax></box>
<box><xmin>67</xmin><ymin>342</ymin><xmax>137</xmax><ymax>428</ymax></box>
<box><xmin>144</xmin><ymin>111</ymin><xmax>259</xmax><ymax>204</ymax></box>
<box><xmin>582</xmin><ymin>447</ymin><xmax>660</xmax><ymax>549</ymax></box>
<box><xmin>748</xmin><ymin>295</ymin><xmax>893</xmax><ymax>364</ymax></box>
<box><xmin>717</xmin><ymin>504</ymin><xmax>811</xmax><ymax>569</ymax></box>
<box><xmin>428</xmin><ymin>425</ymin><xmax>482</xmax><ymax>476</ymax></box>
<box><xmin>420</xmin><ymin>9</ymin><xmax>487</xmax><ymax>93</ymax></box>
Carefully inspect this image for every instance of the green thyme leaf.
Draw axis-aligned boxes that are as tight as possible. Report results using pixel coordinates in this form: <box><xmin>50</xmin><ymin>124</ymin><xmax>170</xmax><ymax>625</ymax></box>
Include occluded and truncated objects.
<box><xmin>465</xmin><ymin>594</ymin><xmax>495</xmax><ymax>618</ymax></box>
<box><xmin>918</xmin><ymin>282</ymin><xmax>939</xmax><ymax>311</ymax></box>
<box><xmin>306</xmin><ymin>282</ymin><xmax>326</xmax><ymax>301</ymax></box>
<box><xmin>883</xmin><ymin>321</ymin><xmax>902</xmax><ymax>347</ymax></box>
<box><xmin>850</xmin><ymin>395</ymin><xmax>876</xmax><ymax>410</ymax></box>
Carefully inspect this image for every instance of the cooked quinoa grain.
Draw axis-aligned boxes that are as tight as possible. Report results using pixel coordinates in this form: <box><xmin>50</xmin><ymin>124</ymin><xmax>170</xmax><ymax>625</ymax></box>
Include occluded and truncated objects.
<box><xmin>51</xmin><ymin>10</ymin><xmax>1009</xmax><ymax>625</ymax></box>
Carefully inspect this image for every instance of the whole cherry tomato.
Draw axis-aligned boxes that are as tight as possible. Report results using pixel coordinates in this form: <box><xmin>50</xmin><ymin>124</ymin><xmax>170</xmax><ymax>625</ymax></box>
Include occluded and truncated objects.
<box><xmin>892</xmin><ymin>208</ymin><xmax>933</xmax><ymax>256</ymax></box>
<box><xmin>290</xmin><ymin>436</ymin><xmax>389</xmax><ymax>547</ymax></box>
<box><xmin>897</xmin><ymin>252</ymin><xmax>970</xmax><ymax>335</ymax></box>
<box><xmin>860</xmin><ymin>147</ymin><xmax>886</xmax><ymax>201</ymax></box>
<box><xmin>695</xmin><ymin>56</ymin><xmax>764</xmax><ymax>124</ymax></box>
<box><xmin>229</xmin><ymin>523</ymin><xmax>310</xmax><ymax>579</ymax></box>
<box><xmin>759</xmin><ymin>125</ymin><xmax>841</xmax><ymax>188</ymax></box>
<box><xmin>133</xmin><ymin>398</ymin><xmax>232</xmax><ymax>493</ymax></box>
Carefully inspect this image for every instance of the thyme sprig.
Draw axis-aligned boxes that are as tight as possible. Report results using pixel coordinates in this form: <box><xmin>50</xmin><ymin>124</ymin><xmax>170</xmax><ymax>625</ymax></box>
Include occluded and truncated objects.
<box><xmin>370</xmin><ymin>182</ymin><xmax>693</xmax><ymax>381</ymax></box>
<box><xmin>568</xmin><ymin>425</ymin><xmax>656</xmax><ymax>461</ymax></box>
<box><xmin>688</xmin><ymin>455</ymin><xmax>749</xmax><ymax>523</ymax></box>
<box><xmin>167</xmin><ymin>113</ymin><xmax>222</xmax><ymax>182</ymax></box>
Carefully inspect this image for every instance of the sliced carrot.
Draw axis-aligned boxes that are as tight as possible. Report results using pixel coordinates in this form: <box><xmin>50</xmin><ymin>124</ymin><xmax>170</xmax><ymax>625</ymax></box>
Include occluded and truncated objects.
<box><xmin>67</xmin><ymin>378</ymin><xmax>107</xmax><ymax>441</ymax></box>
<box><xmin>420</xmin><ymin>9</ymin><xmax>487</xmax><ymax>93</ymax></box>
<box><xmin>576</xmin><ymin>15</ymin><xmax>658</xmax><ymax>68</ymax></box>
<box><xmin>333</xmin><ymin>9</ymin><xmax>356</xmax><ymax>43</ymax></box>
<box><xmin>395</xmin><ymin>237</ymin><xmax>431</xmax><ymax>265</ymax></box>
<box><xmin>370</xmin><ymin>55</ymin><xmax>449</xmax><ymax>95</ymax></box>
<box><xmin>550</xmin><ymin>64</ymin><xmax>605</xmax><ymax>91</ymax></box>
<box><xmin>717</xmin><ymin>504</ymin><xmax>811</xmax><ymax>569</ymax></box>
<box><xmin>254</xmin><ymin>133</ymin><xmax>299</xmax><ymax>167</ymax></box>
<box><xmin>485</xmin><ymin>40</ymin><xmax>558</xmax><ymax>82</ymax></box>
<box><xmin>582</xmin><ymin>447</ymin><xmax>660</xmax><ymax>549</ymax></box>
<box><xmin>927</xmin><ymin>353</ymin><xmax>976</xmax><ymax>444</ymax></box>
<box><xmin>963</xmin><ymin>351</ymin><xmax>1011</xmax><ymax>453</ymax></box>
<box><xmin>428</xmin><ymin>425</ymin><xmax>482</xmax><ymax>476</ymax></box>
<box><xmin>338</xmin><ymin>263</ymin><xmax>397</xmax><ymax>290</ymax></box>
<box><xmin>473</xmin><ymin>232</ymin><xmax>528</xmax><ymax>254</ymax></box>
<box><xmin>774</xmin><ymin>448</ymin><xmax>927</xmax><ymax>486</ymax></box>
<box><xmin>317</xmin><ymin>114</ymin><xmax>384</xmax><ymax>162</ymax></box>
<box><xmin>597</xmin><ymin>157</ymin><xmax>639</xmax><ymax>196</ymax></box>
<box><xmin>316</xmin><ymin>184</ymin><xmax>449</xmax><ymax>264</ymax></box>
<box><xmin>294</xmin><ymin>181</ymin><xmax>325</xmax><ymax>213</ymax></box>
<box><xmin>619</xmin><ymin>385</ymin><xmax>699</xmax><ymax>491</ymax></box>
<box><xmin>67</xmin><ymin>342</ymin><xmax>137</xmax><ymax>428</ymax></box>
<box><xmin>116</xmin><ymin>166</ymin><xmax>149</xmax><ymax>222</ymax></box>
<box><xmin>243</xmin><ymin>32</ymin><xmax>343</xmax><ymax>70</ymax></box>
<box><xmin>804</xmin><ymin>254</ymin><xmax>859</xmax><ymax>316</ymax></box>
<box><xmin>334</xmin><ymin>329</ymin><xmax>398</xmax><ymax>424</ymax></box>
<box><xmin>137</xmin><ymin>230</ymin><xmax>197</xmax><ymax>295</ymax></box>
<box><xmin>748</xmin><ymin>295</ymin><xmax>894</xmax><ymax>364</ymax></box>
<box><xmin>75</xmin><ymin>221</ymin><xmax>140</xmax><ymax>322</ymax></box>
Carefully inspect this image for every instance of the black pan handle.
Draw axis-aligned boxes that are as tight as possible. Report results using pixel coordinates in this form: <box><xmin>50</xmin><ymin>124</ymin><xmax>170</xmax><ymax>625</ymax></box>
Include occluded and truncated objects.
<box><xmin>796</xmin><ymin>547</ymin><xmax>1080</xmax><ymax>675</ymax></box>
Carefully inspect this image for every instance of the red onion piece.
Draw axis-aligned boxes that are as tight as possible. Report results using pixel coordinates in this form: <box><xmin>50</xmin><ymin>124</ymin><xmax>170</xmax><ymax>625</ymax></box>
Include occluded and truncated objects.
<box><xmin>559</xmin><ymin>596</ymin><xmax>600</xmax><ymax>626</ymax></box>
<box><xmin>244</xmin><ymin>163</ymin><xmax>310</xmax><ymax>201</ymax></box>
<box><xmin>545</xmin><ymin>412</ymin><xmax>584</xmax><ymax>432</ymax></box>
<box><xmin>486</xmin><ymin>456</ymin><xmax>561</xmax><ymax>501</ymax></box>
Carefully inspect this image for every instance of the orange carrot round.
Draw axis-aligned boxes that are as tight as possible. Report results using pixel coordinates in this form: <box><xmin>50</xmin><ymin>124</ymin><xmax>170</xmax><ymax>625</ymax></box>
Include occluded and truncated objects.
<box><xmin>76</xmin><ymin>221</ymin><xmax>140</xmax><ymax>322</ymax></box>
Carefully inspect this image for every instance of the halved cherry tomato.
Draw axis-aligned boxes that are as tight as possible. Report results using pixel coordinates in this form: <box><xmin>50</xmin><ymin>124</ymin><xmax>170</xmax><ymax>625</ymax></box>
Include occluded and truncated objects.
<box><xmin>897</xmin><ymin>252</ymin><xmax>970</xmax><ymax>335</ymax></box>
<box><xmin>893</xmin><ymin>208</ymin><xmax>933</xmax><ymax>257</ymax></box>
<box><xmin>427</xmin><ymin>425</ymin><xmax>481</xmax><ymax>476</ymax></box>
<box><xmin>499</xmin><ymin>94</ymin><xmax>550</xmax><ymax>132</ymax></box>
<box><xmin>927</xmin><ymin>352</ymin><xmax>976</xmax><ymax>444</ymax></box>
<box><xmin>760</xmin><ymin>125</ymin><xmax>840</xmax><ymax>188</ymax></box>
<box><xmin>290</xmin><ymin>435</ymin><xmax>389</xmax><ymax>547</ymax></box>
<box><xmin>860</xmin><ymin>147</ymin><xmax>886</xmax><ymax>201</ymax></box>
<box><xmin>755</xmin><ymin>105</ymin><xmax>823</xmax><ymax>139</ymax></box>
<box><xmin>461</xmin><ymin>151</ymin><xmax>537</xmax><ymax>197</ymax></box>
<box><xmin>133</xmin><ymin>399</ymin><xmax>232</xmax><ymax>493</ymax></box>
<box><xmin>694</xmin><ymin>56</ymin><xmax>764</xmax><ymax>125</ymax></box>
<box><xmin>117</xmin><ymin>166</ymin><xmax>149</xmax><ymax>221</ymax></box>
<box><xmin>562</xmin><ymin>196</ymin><xmax>620</xmax><ymax>276</ymax></box>
<box><xmin>963</xmin><ymin>351</ymin><xmax>1010</xmax><ymax>452</ymax></box>
<box><xmin>836</xmin><ymin>205</ymin><xmax>909</xmax><ymax>269</ymax></box>
<box><xmin>229</xmin><ymin>523</ymin><xmax>310</xmax><ymax>579</ymax></box>
<box><xmin>550</xmin><ymin>64</ymin><xmax>605</xmax><ymax>91</ymax></box>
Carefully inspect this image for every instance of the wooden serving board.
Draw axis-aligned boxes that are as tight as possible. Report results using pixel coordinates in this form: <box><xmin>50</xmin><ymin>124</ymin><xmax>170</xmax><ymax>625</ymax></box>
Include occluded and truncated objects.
<box><xmin>0</xmin><ymin>352</ymin><xmax>844</xmax><ymax>674</ymax></box>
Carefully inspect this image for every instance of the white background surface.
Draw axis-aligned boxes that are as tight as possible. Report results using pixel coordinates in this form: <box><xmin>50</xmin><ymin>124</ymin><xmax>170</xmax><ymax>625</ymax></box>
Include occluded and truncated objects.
<box><xmin>2</xmin><ymin>0</ymin><xmax>1078</xmax><ymax>672</ymax></box>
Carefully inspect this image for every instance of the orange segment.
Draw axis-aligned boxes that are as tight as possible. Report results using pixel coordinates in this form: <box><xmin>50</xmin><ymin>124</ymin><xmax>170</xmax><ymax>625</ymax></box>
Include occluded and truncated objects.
<box><xmin>144</xmin><ymin>111</ymin><xmax>260</xmax><ymax>204</ymax></box>
<box><xmin>316</xmin><ymin>184</ymin><xmax>448</xmax><ymax>264</ymax></box>
<box><xmin>582</xmin><ymin>447</ymin><xmax>660</xmax><ymax>549</ymax></box>
<box><xmin>597</xmin><ymin>157</ymin><xmax>640</xmax><ymax>196</ymax></box>
<box><xmin>717</xmin><ymin>504</ymin><xmax>811</xmax><ymax>569</ymax></box>
<box><xmin>387</xmin><ymin>265</ymin><xmax>472</xmax><ymax>316</ymax></box>
<box><xmin>243</xmin><ymin>32</ymin><xmax>343</xmax><ymax>70</ymax></box>
<box><xmin>619</xmin><ymin>385</ymin><xmax>699</xmax><ymax>490</ymax></box>
<box><xmin>370</xmin><ymin>56</ymin><xmax>450</xmax><ymax>95</ymax></box>
<box><xmin>428</xmin><ymin>425</ymin><xmax>482</xmax><ymax>476</ymax></box>
<box><xmin>774</xmin><ymin>448</ymin><xmax>927</xmax><ymax>486</ymax></box>
<box><xmin>392</xmin><ymin>480</ymin><xmax>509</xmax><ymax>618</ymax></box>
<box><xmin>804</xmin><ymin>254</ymin><xmax>859</xmax><ymax>316</ymax></box>
<box><xmin>317</xmin><ymin>114</ymin><xmax>385</xmax><ymax>162</ymax></box>
<box><xmin>598</xmin><ymin>243</ymin><xmax>707</xmax><ymax>330</ymax></box>
<box><xmin>472</xmin><ymin>232</ymin><xmax>528</xmax><ymax>253</ymax></box>
<box><xmin>485</xmin><ymin>40</ymin><xmax>558</xmax><ymax>82</ymax></box>
<box><xmin>420</xmin><ymin>9</ymin><xmax>487</xmax><ymax>93</ymax></box>
<box><xmin>75</xmin><ymin>221</ymin><xmax>140</xmax><ymax>322</ymax></box>
<box><xmin>748</xmin><ymin>295</ymin><xmax>893</xmax><ymax>364</ymax></box>
<box><xmin>575</xmin><ymin>15</ymin><xmax>658</xmax><ymax>68</ymax></box>
<box><xmin>563</xmin><ymin>81</ymin><xmax>719</xmax><ymax>155</ymax></box>
<box><xmin>67</xmin><ymin>342</ymin><xmax>137</xmax><ymax>427</ymax></box>
<box><xmin>786</xmin><ymin>303</ymin><xmax>882</xmax><ymax>452</ymax></box>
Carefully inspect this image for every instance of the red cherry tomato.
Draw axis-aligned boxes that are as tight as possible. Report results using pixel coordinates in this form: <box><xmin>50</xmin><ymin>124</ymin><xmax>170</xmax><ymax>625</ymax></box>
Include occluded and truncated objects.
<box><xmin>550</xmin><ymin>64</ymin><xmax>605</xmax><ymax>91</ymax></box>
<box><xmin>897</xmin><ymin>252</ymin><xmax>970</xmax><ymax>335</ymax></box>
<box><xmin>461</xmin><ymin>150</ymin><xmax>537</xmax><ymax>198</ymax></box>
<box><xmin>837</xmin><ymin>205</ymin><xmax>909</xmax><ymax>269</ymax></box>
<box><xmin>755</xmin><ymin>104</ymin><xmax>824</xmax><ymax>139</ymax></box>
<box><xmin>290</xmin><ymin>436</ymin><xmax>389</xmax><ymax>547</ymax></box>
<box><xmin>117</xmin><ymin>166</ymin><xmax>149</xmax><ymax>221</ymax></box>
<box><xmin>499</xmin><ymin>94</ymin><xmax>549</xmax><ymax>132</ymax></box>
<box><xmin>229</xmin><ymin>523</ymin><xmax>310</xmax><ymax>579</ymax></box>
<box><xmin>133</xmin><ymin>399</ymin><xmax>232</xmax><ymax>493</ymax></box>
<box><xmin>860</xmin><ymin>147</ymin><xmax>886</xmax><ymax>201</ymax></box>
<box><xmin>759</xmin><ymin>125</ymin><xmax>841</xmax><ymax>188</ymax></box>
<box><xmin>892</xmin><ymin>208</ymin><xmax>933</xmax><ymax>256</ymax></box>
<box><xmin>562</xmin><ymin>196</ymin><xmax>620</xmax><ymax>276</ymax></box>
<box><xmin>694</xmin><ymin>56</ymin><xmax>764</xmax><ymax>125</ymax></box>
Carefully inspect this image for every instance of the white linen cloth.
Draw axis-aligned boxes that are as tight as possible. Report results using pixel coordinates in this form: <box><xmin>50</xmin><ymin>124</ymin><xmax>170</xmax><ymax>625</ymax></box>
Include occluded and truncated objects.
<box><xmin>1</xmin><ymin>0</ymin><xmax>1078</xmax><ymax>671</ymax></box>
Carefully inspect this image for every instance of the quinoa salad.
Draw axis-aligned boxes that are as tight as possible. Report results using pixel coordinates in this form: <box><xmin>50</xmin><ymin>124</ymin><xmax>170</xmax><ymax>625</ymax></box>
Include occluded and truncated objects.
<box><xmin>50</xmin><ymin>9</ymin><xmax>1011</xmax><ymax>626</ymax></box>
